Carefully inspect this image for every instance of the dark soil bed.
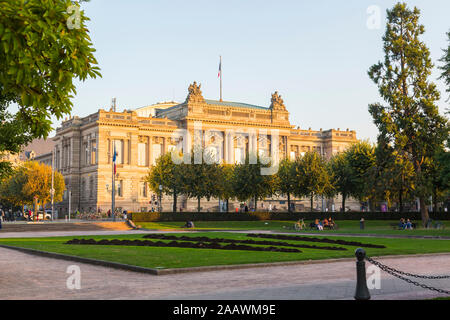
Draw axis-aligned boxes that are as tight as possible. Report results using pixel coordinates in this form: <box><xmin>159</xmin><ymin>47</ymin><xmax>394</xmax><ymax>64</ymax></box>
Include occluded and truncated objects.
<box><xmin>246</xmin><ymin>234</ymin><xmax>386</xmax><ymax>249</ymax></box>
<box><xmin>142</xmin><ymin>234</ymin><xmax>347</xmax><ymax>251</ymax></box>
<box><xmin>64</xmin><ymin>238</ymin><xmax>302</xmax><ymax>253</ymax></box>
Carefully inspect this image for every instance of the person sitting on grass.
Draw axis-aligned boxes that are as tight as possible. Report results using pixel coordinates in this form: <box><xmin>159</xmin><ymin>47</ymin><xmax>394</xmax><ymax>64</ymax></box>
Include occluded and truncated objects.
<box><xmin>405</xmin><ymin>219</ymin><xmax>413</xmax><ymax>230</ymax></box>
<box><xmin>398</xmin><ymin>218</ymin><xmax>406</xmax><ymax>230</ymax></box>
<box><xmin>317</xmin><ymin>220</ymin><xmax>323</xmax><ymax>231</ymax></box>
<box><xmin>183</xmin><ymin>220</ymin><xmax>195</xmax><ymax>228</ymax></box>
<box><xmin>322</xmin><ymin>218</ymin><xmax>329</xmax><ymax>229</ymax></box>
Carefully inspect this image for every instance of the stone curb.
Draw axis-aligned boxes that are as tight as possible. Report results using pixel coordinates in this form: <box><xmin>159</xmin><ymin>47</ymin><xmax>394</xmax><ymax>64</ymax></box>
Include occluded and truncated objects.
<box><xmin>1</xmin><ymin>243</ymin><xmax>450</xmax><ymax>276</ymax></box>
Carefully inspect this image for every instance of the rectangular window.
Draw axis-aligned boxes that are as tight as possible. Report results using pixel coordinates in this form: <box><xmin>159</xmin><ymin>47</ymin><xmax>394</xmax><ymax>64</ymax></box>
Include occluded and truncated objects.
<box><xmin>234</xmin><ymin>147</ymin><xmax>244</xmax><ymax>164</ymax></box>
<box><xmin>84</xmin><ymin>142</ymin><xmax>89</xmax><ymax>165</ymax></box>
<box><xmin>138</xmin><ymin>143</ymin><xmax>147</xmax><ymax>166</ymax></box>
<box><xmin>290</xmin><ymin>151</ymin><xmax>296</xmax><ymax>160</ymax></box>
<box><xmin>91</xmin><ymin>141</ymin><xmax>97</xmax><ymax>164</ymax></box>
<box><xmin>114</xmin><ymin>140</ymin><xmax>123</xmax><ymax>164</ymax></box>
<box><xmin>139</xmin><ymin>182</ymin><xmax>147</xmax><ymax>198</ymax></box>
<box><xmin>152</xmin><ymin>144</ymin><xmax>162</xmax><ymax>166</ymax></box>
<box><xmin>117</xmin><ymin>180</ymin><xmax>123</xmax><ymax>197</ymax></box>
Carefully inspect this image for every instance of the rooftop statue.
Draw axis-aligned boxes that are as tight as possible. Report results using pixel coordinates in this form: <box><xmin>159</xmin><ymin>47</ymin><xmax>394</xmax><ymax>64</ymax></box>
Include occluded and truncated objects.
<box><xmin>270</xmin><ymin>91</ymin><xmax>286</xmax><ymax>111</ymax></box>
<box><xmin>186</xmin><ymin>81</ymin><xmax>205</xmax><ymax>103</ymax></box>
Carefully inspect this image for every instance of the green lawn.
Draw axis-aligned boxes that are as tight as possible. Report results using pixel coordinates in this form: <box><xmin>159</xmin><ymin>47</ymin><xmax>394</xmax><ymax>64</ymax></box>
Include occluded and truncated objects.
<box><xmin>136</xmin><ymin>220</ymin><xmax>450</xmax><ymax>237</ymax></box>
<box><xmin>1</xmin><ymin>232</ymin><xmax>450</xmax><ymax>269</ymax></box>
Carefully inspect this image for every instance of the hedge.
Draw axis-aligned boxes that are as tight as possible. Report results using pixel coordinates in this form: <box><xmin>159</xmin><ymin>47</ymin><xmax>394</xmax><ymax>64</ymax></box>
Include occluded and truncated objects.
<box><xmin>130</xmin><ymin>211</ymin><xmax>450</xmax><ymax>222</ymax></box>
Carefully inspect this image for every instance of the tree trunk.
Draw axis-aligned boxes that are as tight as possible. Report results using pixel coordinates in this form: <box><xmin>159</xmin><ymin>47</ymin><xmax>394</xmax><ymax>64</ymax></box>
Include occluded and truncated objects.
<box><xmin>254</xmin><ymin>197</ymin><xmax>257</xmax><ymax>211</ymax></box>
<box><xmin>226</xmin><ymin>199</ymin><xmax>229</xmax><ymax>213</ymax></box>
<box><xmin>197</xmin><ymin>196</ymin><xmax>201</xmax><ymax>213</ymax></box>
<box><xmin>310</xmin><ymin>193</ymin><xmax>314</xmax><ymax>212</ymax></box>
<box><xmin>420</xmin><ymin>197</ymin><xmax>429</xmax><ymax>228</ymax></box>
<box><xmin>342</xmin><ymin>192</ymin><xmax>346</xmax><ymax>213</ymax></box>
<box><xmin>287</xmin><ymin>192</ymin><xmax>291</xmax><ymax>213</ymax></box>
<box><xmin>173</xmin><ymin>192</ymin><xmax>177</xmax><ymax>213</ymax></box>
<box><xmin>399</xmin><ymin>187</ymin><xmax>403</xmax><ymax>213</ymax></box>
<box><xmin>433</xmin><ymin>187</ymin><xmax>438</xmax><ymax>213</ymax></box>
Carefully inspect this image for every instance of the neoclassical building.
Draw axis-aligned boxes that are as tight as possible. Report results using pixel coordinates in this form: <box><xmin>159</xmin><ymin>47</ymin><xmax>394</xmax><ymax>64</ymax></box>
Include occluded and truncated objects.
<box><xmin>40</xmin><ymin>82</ymin><xmax>358</xmax><ymax>214</ymax></box>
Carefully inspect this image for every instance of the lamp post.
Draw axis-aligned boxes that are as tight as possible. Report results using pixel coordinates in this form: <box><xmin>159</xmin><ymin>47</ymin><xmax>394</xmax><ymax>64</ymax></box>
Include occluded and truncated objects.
<box><xmin>159</xmin><ymin>185</ymin><xmax>162</xmax><ymax>213</ymax></box>
<box><xmin>68</xmin><ymin>189</ymin><xmax>72</xmax><ymax>222</ymax></box>
<box><xmin>51</xmin><ymin>150</ymin><xmax>55</xmax><ymax>221</ymax></box>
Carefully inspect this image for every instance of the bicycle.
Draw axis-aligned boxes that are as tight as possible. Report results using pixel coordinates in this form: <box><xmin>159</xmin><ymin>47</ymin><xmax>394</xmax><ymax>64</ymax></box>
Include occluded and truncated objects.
<box><xmin>294</xmin><ymin>219</ymin><xmax>306</xmax><ymax>231</ymax></box>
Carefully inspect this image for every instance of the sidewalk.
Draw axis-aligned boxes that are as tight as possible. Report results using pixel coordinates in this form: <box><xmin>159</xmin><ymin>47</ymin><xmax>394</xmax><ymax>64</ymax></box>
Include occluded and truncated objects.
<box><xmin>0</xmin><ymin>246</ymin><xmax>449</xmax><ymax>300</ymax></box>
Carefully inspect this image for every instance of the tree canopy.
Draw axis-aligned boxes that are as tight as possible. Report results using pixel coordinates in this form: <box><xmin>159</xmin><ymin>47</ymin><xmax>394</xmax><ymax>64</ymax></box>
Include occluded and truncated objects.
<box><xmin>368</xmin><ymin>2</ymin><xmax>449</xmax><ymax>225</ymax></box>
<box><xmin>0</xmin><ymin>0</ymin><xmax>100</xmax><ymax>148</ymax></box>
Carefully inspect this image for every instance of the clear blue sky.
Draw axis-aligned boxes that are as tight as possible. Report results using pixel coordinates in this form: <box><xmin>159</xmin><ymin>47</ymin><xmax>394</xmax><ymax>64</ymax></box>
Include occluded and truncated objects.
<box><xmin>63</xmin><ymin>0</ymin><xmax>450</xmax><ymax>142</ymax></box>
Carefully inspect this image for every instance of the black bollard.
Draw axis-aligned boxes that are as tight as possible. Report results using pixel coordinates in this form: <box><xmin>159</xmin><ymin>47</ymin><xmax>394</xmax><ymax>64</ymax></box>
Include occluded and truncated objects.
<box><xmin>354</xmin><ymin>248</ymin><xmax>371</xmax><ymax>300</ymax></box>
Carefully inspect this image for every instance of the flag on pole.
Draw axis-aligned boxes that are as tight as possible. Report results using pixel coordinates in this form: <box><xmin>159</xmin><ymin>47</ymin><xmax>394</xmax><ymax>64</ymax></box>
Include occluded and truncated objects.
<box><xmin>218</xmin><ymin>58</ymin><xmax>221</xmax><ymax>78</ymax></box>
<box><xmin>113</xmin><ymin>144</ymin><xmax>117</xmax><ymax>175</ymax></box>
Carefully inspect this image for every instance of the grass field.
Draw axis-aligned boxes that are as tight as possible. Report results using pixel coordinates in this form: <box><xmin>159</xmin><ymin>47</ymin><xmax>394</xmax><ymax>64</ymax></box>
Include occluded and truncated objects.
<box><xmin>136</xmin><ymin>220</ymin><xmax>450</xmax><ymax>236</ymax></box>
<box><xmin>1</xmin><ymin>232</ymin><xmax>450</xmax><ymax>269</ymax></box>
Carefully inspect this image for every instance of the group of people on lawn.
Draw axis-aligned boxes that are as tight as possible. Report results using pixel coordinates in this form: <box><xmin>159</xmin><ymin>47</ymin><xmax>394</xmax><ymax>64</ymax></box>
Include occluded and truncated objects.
<box><xmin>311</xmin><ymin>218</ymin><xmax>336</xmax><ymax>230</ymax></box>
<box><xmin>398</xmin><ymin>218</ymin><xmax>414</xmax><ymax>230</ymax></box>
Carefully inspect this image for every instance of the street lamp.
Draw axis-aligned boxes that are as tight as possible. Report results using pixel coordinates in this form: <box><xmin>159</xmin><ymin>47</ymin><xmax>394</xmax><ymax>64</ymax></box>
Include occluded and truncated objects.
<box><xmin>51</xmin><ymin>149</ymin><xmax>55</xmax><ymax>221</ymax></box>
<box><xmin>159</xmin><ymin>185</ymin><xmax>162</xmax><ymax>213</ymax></box>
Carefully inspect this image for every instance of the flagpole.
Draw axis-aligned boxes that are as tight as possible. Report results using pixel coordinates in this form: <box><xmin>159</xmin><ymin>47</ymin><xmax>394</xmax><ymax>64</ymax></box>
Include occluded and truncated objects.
<box><xmin>220</xmin><ymin>56</ymin><xmax>223</xmax><ymax>102</ymax></box>
<box><xmin>112</xmin><ymin>145</ymin><xmax>115</xmax><ymax>222</ymax></box>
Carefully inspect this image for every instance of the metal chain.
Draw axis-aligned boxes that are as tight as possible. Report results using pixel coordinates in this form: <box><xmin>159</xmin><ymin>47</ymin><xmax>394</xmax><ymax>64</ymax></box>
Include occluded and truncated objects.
<box><xmin>366</xmin><ymin>257</ymin><xmax>450</xmax><ymax>279</ymax></box>
<box><xmin>366</xmin><ymin>257</ymin><xmax>450</xmax><ymax>295</ymax></box>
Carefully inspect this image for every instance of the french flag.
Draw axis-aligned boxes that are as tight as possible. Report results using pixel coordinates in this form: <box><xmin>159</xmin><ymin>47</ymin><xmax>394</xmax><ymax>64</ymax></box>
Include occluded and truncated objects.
<box><xmin>218</xmin><ymin>59</ymin><xmax>221</xmax><ymax>78</ymax></box>
<box><xmin>113</xmin><ymin>145</ymin><xmax>117</xmax><ymax>174</ymax></box>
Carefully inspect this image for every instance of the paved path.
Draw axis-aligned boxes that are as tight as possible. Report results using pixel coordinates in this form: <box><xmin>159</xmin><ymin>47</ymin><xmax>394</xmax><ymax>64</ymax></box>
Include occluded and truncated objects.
<box><xmin>2</xmin><ymin>228</ymin><xmax>450</xmax><ymax>240</ymax></box>
<box><xmin>1</xmin><ymin>246</ymin><xmax>449</xmax><ymax>300</ymax></box>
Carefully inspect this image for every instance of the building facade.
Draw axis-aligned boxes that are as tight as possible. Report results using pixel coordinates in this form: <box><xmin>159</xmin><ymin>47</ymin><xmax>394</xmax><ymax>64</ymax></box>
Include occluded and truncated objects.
<box><xmin>47</xmin><ymin>82</ymin><xmax>358</xmax><ymax>215</ymax></box>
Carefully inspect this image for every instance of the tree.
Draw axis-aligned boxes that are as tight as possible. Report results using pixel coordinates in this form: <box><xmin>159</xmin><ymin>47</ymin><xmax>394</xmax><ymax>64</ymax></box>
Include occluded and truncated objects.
<box><xmin>21</xmin><ymin>161</ymin><xmax>65</xmax><ymax>211</ymax></box>
<box><xmin>439</xmin><ymin>30</ymin><xmax>450</xmax><ymax>101</ymax></box>
<box><xmin>0</xmin><ymin>165</ymin><xmax>32</xmax><ymax>211</ymax></box>
<box><xmin>275</xmin><ymin>158</ymin><xmax>296</xmax><ymax>212</ymax></box>
<box><xmin>328</xmin><ymin>152</ymin><xmax>353</xmax><ymax>212</ymax></box>
<box><xmin>368</xmin><ymin>3</ymin><xmax>449</xmax><ymax>225</ymax></box>
<box><xmin>292</xmin><ymin>151</ymin><xmax>331</xmax><ymax>211</ymax></box>
<box><xmin>146</xmin><ymin>152</ymin><xmax>184</xmax><ymax>212</ymax></box>
<box><xmin>181</xmin><ymin>149</ymin><xmax>222</xmax><ymax>213</ymax></box>
<box><xmin>232</xmin><ymin>154</ymin><xmax>274</xmax><ymax>210</ymax></box>
<box><xmin>345</xmin><ymin>141</ymin><xmax>376</xmax><ymax>210</ymax></box>
<box><xmin>0</xmin><ymin>161</ymin><xmax>65</xmax><ymax>213</ymax></box>
<box><xmin>217</xmin><ymin>164</ymin><xmax>235</xmax><ymax>212</ymax></box>
<box><xmin>368</xmin><ymin>138</ymin><xmax>415</xmax><ymax>212</ymax></box>
<box><xmin>0</xmin><ymin>0</ymin><xmax>100</xmax><ymax>159</ymax></box>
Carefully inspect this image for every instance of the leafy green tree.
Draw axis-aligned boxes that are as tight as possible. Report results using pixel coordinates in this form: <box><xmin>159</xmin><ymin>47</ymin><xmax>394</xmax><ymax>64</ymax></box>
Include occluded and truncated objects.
<box><xmin>345</xmin><ymin>141</ymin><xmax>376</xmax><ymax>210</ymax></box>
<box><xmin>232</xmin><ymin>154</ymin><xmax>274</xmax><ymax>210</ymax></box>
<box><xmin>181</xmin><ymin>149</ymin><xmax>222</xmax><ymax>213</ymax></box>
<box><xmin>368</xmin><ymin>139</ymin><xmax>415</xmax><ymax>212</ymax></box>
<box><xmin>368</xmin><ymin>3</ymin><xmax>449</xmax><ymax>225</ymax></box>
<box><xmin>328</xmin><ymin>152</ymin><xmax>353</xmax><ymax>212</ymax></box>
<box><xmin>0</xmin><ymin>166</ymin><xmax>31</xmax><ymax>211</ymax></box>
<box><xmin>0</xmin><ymin>0</ymin><xmax>100</xmax><ymax>157</ymax></box>
<box><xmin>292</xmin><ymin>151</ymin><xmax>331</xmax><ymax>211</ymax></box>
<box><xmin>439</xmin><ymin>30</ymin><xmax>450</xmax><ymax>101</ymax></box>
<box><xmin>217</xmin><ymin>164</ymin><xmax>235</xmax><ymax>212</ymax></box>
<box><xmin>146</xmin><ymin>152</ymin><xmax>184</xmax><ymax>212</ymax></box>
<box><xmin>275</xmin><ymin>158</ymin><xmax>296</xmax><ymax>212</ymax></box>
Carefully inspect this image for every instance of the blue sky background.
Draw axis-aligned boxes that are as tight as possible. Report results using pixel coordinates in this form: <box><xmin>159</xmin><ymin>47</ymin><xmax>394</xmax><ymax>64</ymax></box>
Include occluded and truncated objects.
<box><xmin>63</xmin><ymin>0</ymin><xmax>450</xmax><ymax>142</ymax></box>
